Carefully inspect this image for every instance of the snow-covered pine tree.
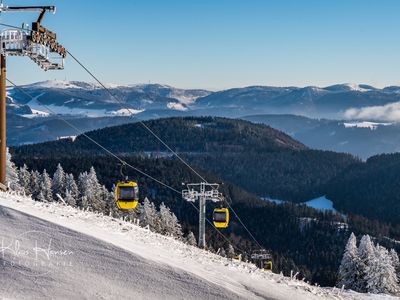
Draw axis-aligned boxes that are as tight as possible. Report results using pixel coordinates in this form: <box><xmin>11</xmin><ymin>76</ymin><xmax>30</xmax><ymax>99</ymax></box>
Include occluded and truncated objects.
<box><xmin>226</xmin><ymin>244</ymin><xmax>235</xmax><ymax>258</ymax></box>
<box><xmin>65</xmin><ymin>173</ymin><xmax>79</xmax><ymax>201</ymax></box>
<box><xmin>366</xmin><ymin>244</ymin><xmax>399</xmax><ymax>294</ymax></box>
<box><xmin>105</xmin><ymin>185</ymin><xmax>119</xmax><ymax>217</ymax></box>
<box><xmin>158</xmin><ymin>202</ymin><xmax>170</xmax><ymax>235</ymax></box>
<box><xmin>140</xmin><ymin>197</ymin><xmax>159</xmax><ymax>231</ymax></box>
<box><xmin>186</xmin><ymin>231</ymin><xmax>197</xmax><ymax>246</ymax></box>
<box><xmin>18</xmin><ymin>164</ymin><xmax>31</xmax><ymax>195</ymax></box>
<box><xmin>390</xmin><ymin>249</ymin><xmax>400</xmax><ymax>282</ymax></box>
<box><xmin>77</xmin><ymin>172</ymin><xmax>89</xmax><ymax>208</ymax></box>
<box><xmin>338</xmin><ymin>233</ymin><xmax>360</xmax><ymax>290</ymax></box>
<box><xmin>391</xmin><ymin>249</ymin><xmax>400</xmax><ymax>269</ymax></box>
<box><xmin>98</xmin><ymin>185</ymin><xmax>110</xmax><ymax>211</ymax></box>
<box><xmin>39</xmin><ymin>169</ymin><xmax>53</xmax><ymax>202</ymax></box>
<box><xmin>30</xmin><ymin>170</ymin><xmax>41</xmax><ymax>199</ymax></box>
<box><xmin>158</xmin><ymin>202</ymin><xmax>183</xmax><ymax>238</ymax></box>
<box><xmin>219</xmin><ymin>247</ymin><xmax>226</xmax><ymax>257</ymax></box>
<box><xmin>6</xmin><ymin>147</ymin><xmax>20</xmax><ymax>191</ymax></box>
<box><xmin>358</xmin><ymin>235</ymin><xmax>376</xmax><ymax>292</ymax></box>
<box><xmin>37</xmin><ymin>191</ymin><xmax>46</xmax><ymax>202</ymax></box>
<box><xmin>85</xmin><ymin>167</ymin><xmax>104</xmax><ymax>211</ymax></box>
<box><xmin>52</xmin><ymin>163</ymin><xmax>66</xmax><ymax>199</ymax></box>
<box><xmin>169</xmin><ymin>211</ymin><xmax>183</xmax><ymax>239</ymax></box>
<box><xmin>64</xmin><ymin>189</ymin><xmax>76</xmax><ymax>206</ymax></box>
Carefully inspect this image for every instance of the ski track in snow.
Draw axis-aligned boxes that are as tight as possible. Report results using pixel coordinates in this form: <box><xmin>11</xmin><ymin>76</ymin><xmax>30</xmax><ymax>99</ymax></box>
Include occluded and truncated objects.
<box><xmin>0</xmin><ymin>192</ymin><xmax>399</xmax><ymax>300</ymax></box>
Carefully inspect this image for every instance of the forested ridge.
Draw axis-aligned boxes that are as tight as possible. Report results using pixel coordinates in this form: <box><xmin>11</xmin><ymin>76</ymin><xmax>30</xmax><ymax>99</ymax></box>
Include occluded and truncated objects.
<box><xmin>13</xmin><ymin>117</ymin><xmax>358</xmax><ymax>201</ymax></box>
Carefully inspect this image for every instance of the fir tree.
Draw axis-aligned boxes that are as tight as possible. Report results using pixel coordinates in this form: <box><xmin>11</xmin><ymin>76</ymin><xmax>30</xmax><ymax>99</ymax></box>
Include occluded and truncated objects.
<box><xmin>338</xmin><ymin>233</ymin><xmax>360</xmax><ymax>290</ymax></box>
<box><xmin>30</xmin><ymin>170</ymin><xmax>41</xmax><ymax>199</ymax></box>
<box><xmin>65</xmin><ymin>173</ymin><xmax>79</xmax><ymax>201</ymax></box>
<box><xmin>78</xmin><ymin>167</ymin><xmax>104</xmax><ymax>211</ymax></box>
<box><xmin>6</xmin><ymin>147</ymin><xmax>20</xmax><ymax>191</ymax></box>
<box><xmin>39</xmin><ymin>169</ymin><xmax>53</xmax><ymax>202</ymax></box>
<box><xmin>159</xmin><ymin>202</ymin><xmax>182</xmax><ymax>238</ymax></box>
<box><xmin>64</xmin><ymin>189</ymin><xmax>76</xmax><ymax>206</ymax></box>
<box><xmin>140</xmin><ymin>197</ymin><xmax>159</xmax><ymax>231</ymax></box>
<box><xmin>366</xmin><ymin>244</ymin><xmax>399</xmax><ymax>294</ymax></box>
<box><xmin>52</xmin><ymin>163</ymin><xmax>66</xmax><ymax>198</ymax></box>
<box><xmin>358</xmin><ymin>235</ymin><xmax>376</xmax><ymax>292</ymax></box>
<box><xmin>186</xmin><ymin>231</ymin><xmax>197</xmax><ymax>246</ymax></box>
<box><xmin>77</xmin><ymin>172</ymin><xmax>89</xmax><ymax>208</ymax></box>
<box><xmin>390</xmin><ymin>249</ymin><xmax>400</xmax><ymax>282</ymax></box>
<box><xmin>226</xmin><ymin>244</ymin><xmax>235</xmax><ymax>258</ymax></box>
<box><xmin>105</xmin><ymin>185</ymin><xmax>119</xmax><ymax>217</ymax></box>
<box><xmin>18</xmin><ymin>164</ymin><xmax>31</xmax><ymax>195</ymax></box>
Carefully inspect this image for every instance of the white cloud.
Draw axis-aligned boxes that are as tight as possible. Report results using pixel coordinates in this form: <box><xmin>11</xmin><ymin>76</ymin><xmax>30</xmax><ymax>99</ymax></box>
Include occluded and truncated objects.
<box><xmin>167</xmin><ymin>102</ymin><xmax>188</xmax><ymax>111</ymax></box>
<box><xmin>344</xmin><ymin>101</ymin><xmax>400</xmax><ymax>121</ymax></box>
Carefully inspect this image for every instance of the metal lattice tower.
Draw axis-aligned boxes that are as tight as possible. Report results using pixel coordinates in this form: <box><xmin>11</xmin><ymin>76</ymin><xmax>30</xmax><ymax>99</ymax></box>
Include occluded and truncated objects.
<box><xmin>182</xmin><ymin>182</ymin><xmax>224</xmax><ymax>248</ymax></box>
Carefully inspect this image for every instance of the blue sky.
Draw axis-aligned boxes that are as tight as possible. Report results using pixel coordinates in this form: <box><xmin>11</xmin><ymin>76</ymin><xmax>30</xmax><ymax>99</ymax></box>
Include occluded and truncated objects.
<box><xmin>1</xmin><ymin>0</ymin><xmax>400</xmax><ymax>89</ymax></box>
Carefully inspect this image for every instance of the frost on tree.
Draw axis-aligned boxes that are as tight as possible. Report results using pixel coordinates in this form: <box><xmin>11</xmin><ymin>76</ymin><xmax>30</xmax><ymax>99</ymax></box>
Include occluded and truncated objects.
<box><xmin>38</xmin><ymin>169</ymin><xmax>53</xmax><ymax>202</ymax></box>
<box><xmin>338</xmin><ymin>233</ymin><xmax>360</xmax><ymax>290</ymax></box>
<box><xmin>105</xmin><ymin>185</ymin><xmax>120</xmax><ymax>217</ymax></box>
<box><xmin>140</xmin><ymin>197</ymin><xmax>159</xmax><ymax>231</ymax></box>
<box><xmin>64</xmin><ymin>190</ymin><xmax>76</xmax><ymax>207</ymax></box>
<box><xmin>159</xmin><ymin>202</ymin><xmax>182</xmax><ymax>239</ymax></box>
<box><xmin>52</xmin><ymin>163</ymin><xmax>66</xmax><ymax>198</ymax></box>
<box><xmin>390</xmin><ymin>249</ymin><xmax>400</xmax><ymax>281</ymax></box>
<box><xmin>18</xmin><ymin>164</ymin><xmax>31</xmax><ymax>195</ymax></box>
<box><xmin>186</xmin><ymin>231</ymin><xmax>197</xmax><ymax>246</ymax></box>
<box><xmin>357</xmin><ymin>235</ymin><xmax>376</xmax><ymax>292</ymax></box>
<box><xmin>30</xmin><ymin>170</ymin><xmax>41</xmax><ymax>199</ymax></box>
<box><xmin>78</xmin><ymin>167</ymin><xmax>104</xmax><ymax>211</ymax></box>
<box><xmin>338</xmin><ymin>234</ymin><xmax>400</xmax><ymax>295</ymax></box>
<box><xmin>6</xmin><ymin>147</ymin><xmax>20</xmax><ymax>191</ymax></box>
<box><xmin>65</xmin><ymin>173</ymin><xmax>79</xmax><ymax>205</ymax></box>
<box><xmin>226</xmin><ymin>244</ymin><xmax>235</xmax><ymax>258</ymax></box>
<box><xmin>366</xmin><ymin>244</ymin><xmax>399</xmax><ymax>294</ymax></box>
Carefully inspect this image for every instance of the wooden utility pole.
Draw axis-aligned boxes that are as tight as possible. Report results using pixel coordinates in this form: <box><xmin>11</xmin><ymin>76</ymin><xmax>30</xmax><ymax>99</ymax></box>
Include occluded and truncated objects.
<box><xmin>0</xmin><ymin>54</ymin><xmax>6</xmax><ymax>190</ymax></box>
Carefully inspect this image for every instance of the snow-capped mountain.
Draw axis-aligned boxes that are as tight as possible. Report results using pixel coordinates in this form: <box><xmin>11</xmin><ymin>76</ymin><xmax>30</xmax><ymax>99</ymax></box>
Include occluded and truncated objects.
<box><xmin>7</xmin><ymin>80</ymin><xmax>211</xmax><ymax>118</ymax></box>
<box><xmin>194</xmin><ymin>83</ymin><xmax>400</xmax><ymax>119</ymax></box>
<box><xmin>9</xmin><ymin>80</ymin><xmax>400</xmax><ymax>154</ymax></box>
<box><xmin>8</xmin><ymin>80</ymin><xmax>400</xmax><ymax>121</ymax></box>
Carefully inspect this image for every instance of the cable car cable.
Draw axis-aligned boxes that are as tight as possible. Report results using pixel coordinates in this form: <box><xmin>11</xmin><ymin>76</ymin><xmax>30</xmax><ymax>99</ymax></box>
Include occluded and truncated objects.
<box><xmin>65</xmin><ymin>50</ymin><xmax>265</xmax><ymax>250</ymax></box>
<box><xmin>0</xmin><ymin>20</ymin><xmax>261</xmax><ymax>252</ymax></box>
<box><xmin>6</xmin><ymin>79</ymin><xmax>180</xmax><ymax>194</ymax></box>
<box><xmin>7</xmin><ymin>78</ymin><xmax>246</xmax><ymax>253</ymax></box>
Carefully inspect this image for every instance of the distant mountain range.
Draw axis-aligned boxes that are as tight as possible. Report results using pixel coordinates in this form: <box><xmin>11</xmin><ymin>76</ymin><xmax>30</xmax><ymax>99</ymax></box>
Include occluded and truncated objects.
<box><xmin>9</xmin><ymin>80</ymin><xmax>400</xmax><ymax>120</ymax></box>
<box><xmin>242</xmin><ymin>114</ymin><xmax>400</xmax><ymax>159</ymax></box>
<box><xmin>7</xmin><ymin>80</ymin><xmax>400</xmax><ymax>159</ymax></box>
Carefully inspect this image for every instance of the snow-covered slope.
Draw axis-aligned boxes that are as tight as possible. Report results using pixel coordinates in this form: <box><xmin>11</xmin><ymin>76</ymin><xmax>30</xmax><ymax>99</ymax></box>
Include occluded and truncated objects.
<box><xmin>0</xmin><ymin>192</ymin><xmax>397</xmax><ymax>300</ymax></box>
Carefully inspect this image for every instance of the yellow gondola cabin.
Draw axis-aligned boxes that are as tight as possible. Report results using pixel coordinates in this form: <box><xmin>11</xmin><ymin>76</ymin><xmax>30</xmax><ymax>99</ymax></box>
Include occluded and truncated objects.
<box><xmin>115</xmin><ymin>181</ymin><xmax>139</xmax><ymax>210</ymax></box>
<box><xmin>213</xmin><ymin>207</ymin><xmax>229</xmax><ymax>228</ymax></box>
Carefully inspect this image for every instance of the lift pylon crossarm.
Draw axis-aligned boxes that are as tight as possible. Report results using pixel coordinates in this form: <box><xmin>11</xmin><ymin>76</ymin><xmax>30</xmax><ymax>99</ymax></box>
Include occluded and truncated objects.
<box><xmin>182</xmin><ymin>182</ymin><xmax>225</xmax><ymax>248</ymax></box>
<box><xmin>0</xmin><ymin>6</ymin><xmax>55</xmax><ymax>12</ymax></box>
<box><xmin>0</xmin><ymin>3</ymin><xmax>66</xmax><ymax>60</ymax></box>
<box><xmin>0</xmin><ymin>2</ymin><xmax>64</xmax><ymax>190</ymax></box>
